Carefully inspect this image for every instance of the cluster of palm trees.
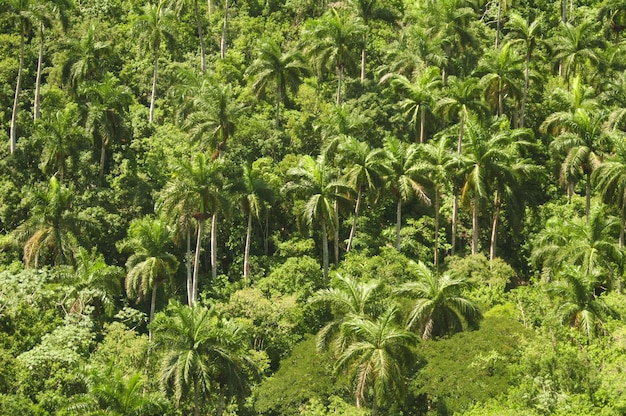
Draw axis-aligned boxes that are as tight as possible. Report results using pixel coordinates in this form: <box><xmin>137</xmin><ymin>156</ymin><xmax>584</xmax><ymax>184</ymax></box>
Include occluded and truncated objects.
<box><xmin>312</xmin><ymin>264</ymin><xmax>481</xmax><ymax>414</ymax></box>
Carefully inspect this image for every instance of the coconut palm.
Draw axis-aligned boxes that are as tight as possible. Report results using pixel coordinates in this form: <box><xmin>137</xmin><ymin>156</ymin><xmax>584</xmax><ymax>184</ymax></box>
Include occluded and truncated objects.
<box><xmin>395</xmin><ymin>261</ymin><xmax>482</xmax><ymax>339</ymax></box>
<box><xmin>14</xmin><ymin>177</ymin><xmax>89</xmax><ymax>267</ymax></box>
<box><xmin>118</xmin><ymin>216</ymin><xmax>179</xmax><ymax>337</ymax></box>
<box><xmin>246</xmin><ymin>39</ymin><xmax>309</xmax><ymax>128</ymax></box>
<box><xmin>80</xmin><ymin>73</ymin><xmax>133</xmax><ymax>184</ymax></box>
<box><xmin>505</xmin><ymin>13</ymin><xmax>543</xmax><ymax>127</ymax></box>
<box><xmin>334</xmin><ymin>306</ymin><xmax>417</xmax><ymax>415</ymax></box>
<box><xmin>383</xmin><ymin>66</ymin><xmax>442</xmax><ymax>143</ymax></box>
<box><xmin>338</xmin><ymin>136</ymin><xmax>390</xmax><ymax>252</ymax></box>
<box><xmin>312</xmin><ymin>273</ymin><xmax>382</xmax><ymax>352</ymax></box>
<box><xmin>132</xmin><ymin>1</ymin><xmax>177</xmax><ymax>123</ymax></box>
<box><xmin>382</xmin><ymin>136</ymin><xmax>431</xmax><ymax>251</ymax></box>
<box><xmin>241</xmin><ymin>162</ymin><xmax>273</xmax><ymax>280</ymax></box>
<box><xmin>302</xmin><ymin>8</ymin><xmax>365</xmax><ymax>104</ymax></box>
<box><xmin>284</xmin><ymin>154</ymin><xmax>348</xmax><ymax>280</ymax></box>
<box><xmin>550</xmin><ymin>265</ymin><xmax>616</xmax><ymax>339</ymax></box>
<box><xmin>152</xmin><ymin>301</ymin><xmax>257</xmax><ymax>416</ymax></box>
<box><xmin>33</xmin><ymin>102</ymin><xmax>86</xmax><ymax>182</ymax></box>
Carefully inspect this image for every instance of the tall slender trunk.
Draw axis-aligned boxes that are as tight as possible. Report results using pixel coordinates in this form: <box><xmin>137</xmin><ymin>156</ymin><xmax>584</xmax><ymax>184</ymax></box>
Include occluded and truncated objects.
<box><xmin>618</xmin><ymin>198</ymin><xmax>625</xmax><ymax>293</ymax></box>
<box><xmin>346</xmin><ymin>186</ymin><xmax>362</xmax><ymax>253</ymax></box>
<box><xmin>520</xmin><ymin>53</ymin><xmax>530</xmax><ymax>128</ymax></box>
<box><xmin>434</xmin><ymin>188</ymin><xmax>440</xmax><ymax>268</ymax></box>
<box><xmin>244</xmin><ymin>209</ymin><xmax>252</xmax><ymax>280</ymax></box>
<box><xmin>360</xmin><ymin>33</ymin><xmax>366</xmax><ymax>81</ymax></box>
<box><xmin>186</xmin><ymin>228</ymin><xmax>193</xmax><ymax>306</ymax></box>
<box><xmin>419</xmin><ymin>107</ymin><xmax>426</xmax><ymax>143</ymax></box>
<box><xmin>192</xmin><ymin>219</ymin><xmax>204</xmax><ymax>305</ymax></box>
<box><xmin>34</xmin><ymin>24</ymin><xmax>45</xmax><ymax>121</ymax></box>
<box><xmin>220</xmin><ymin>0</ymin><xmax>229</xmax><ymax>59</ymax></box>
<box><xmin>372</xmin><ymin>393</ymin><xmax>378</xmax><ymax>416</ymax></box>
<box><xmin>194</xmin><ymin>0</ymin><xmax>207</xmax><ymax>73</ymax></box>
<box><xmin>211</xmin><ymin>211</ymin><xmax>218</xmax><ymax>279</ymax></box>
<box><xmin>495</xmin><ymin>0</ymin><xmax>502</xmax><ymax>49</ymax></box>
<box><xmin>489</xmin><ymin>191</ymin><xmax>500</xmax><ymax>266</ymax></box>
<box><xmin>149</xmin><ymin>44</ymin><xmax>159</xmax><ymax>123</ymax></box>
<box><xmin>149</xmin><ymin>286</ymin><xmax>157</xmax><ymax>340</ymax></box>
<box><xmin>193</xmin><ymin>378</ymin><xmax>200</xmax><ymax>416</ymax></box>
<box><xmin>99</xmin><ymin>136</ymin><xmax>108</xmax><ymax>185</ymax></box>
<box><xmin>217</xmin><ymin>383</ymin><xmax>225</xmax><ymax>416</ymax></box>
<box><xmin>395</xmin><ymin>198</ymin><xmax>402</xmax><ymax>251</ymax></box>
<box><xmin>321</xmin><ymin>216</ymin><xmax>329</xmax><ymax>280</ymax></box>
<box><xmin>457</xmin><ymin>117</ymin><xmax>464</xmax><ymax>154</ymax></box>
<box><xmin>497</xmin><ymin>79</ymin><xmax>503</xmax><ymax>116</ymax></box>
<box><xmin>10</xmin><ymin>24</ymin><xmax>25</xmax><ymax>154</ymax></box>
<box><xmin>585</xmin><ymin>173</ymin><xmax>591</xmax><ymax>222</ymax></box>
<box><xmin>334</xmin><ymin>181</ymin><xmax>340</xmax><ymax>263</ymax></box>
<box><xmin>450</xmin><ymin>186</ymin><xmax>460</xmax><ymax>254</ymax></box>
<box><xmin>471</xmin><ymin>199</ymin><xmax>479</xmax><ymax>255</ymax></box>
<box><xmin>264</xmin><ymin>208</ymin><xmax>269</xmax><ymax>255</ymax></box>
<box><xmin>336</xmin><ymin>64</ymin><xmax>343</xmax><ymax>105</ymax></box>
<box><xmin>275</xmin><ymin>83</ymin><xmax>282</xmax><ymax>129</ymax></box>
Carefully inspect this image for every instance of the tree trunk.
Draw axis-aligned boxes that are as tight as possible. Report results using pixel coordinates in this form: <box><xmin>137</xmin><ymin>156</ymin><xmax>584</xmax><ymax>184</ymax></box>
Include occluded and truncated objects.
<box><xmin>264</xmin><ymin>208</ymin><xmax>269</xmax><ymax>255</ymax></box>
<box><xmin>149</xmin><ymin>286</ymin><xmax>157</xmax><ymax>341</ymax></box>
<box><xmin>472</xmin><ymin>199</ymin><xmax>479</xmax><ymax>255</ymax></box>
<box><xmin>360</xmin><ymin>33</ymin><xmax>366</xmax><ymax>82</ymax></box>
<box><xmin>334</xmin><ymin>185</ymin><xmax>340</xmax><ymax>264</ymax></box>
<box><xmin>372</xmin><ymin>393</ymin><xmax>378</xmax><ymax>416</ymax></box>
<box><xmin>185</xmin><ymin>229</ymin><xmax>192</xmax><ymax>306</ymax></box>
<box><xmin>211</xmin><ymin>211</ymin><xmax>218</xmax><ymax>279</ymax></box>
<box><xmin>497</xmin><ymin>79</ymin><xmax>503</xmax><ymax>117</ymax></box>
<box><xmin>619</xmin><ymin>198</ymin><xmax>625</xmax><ymax>293</ymax></box>
<box><xmin>275</xmin><ymin>83</ymin><xmax>282</xmax><ymax>129</ymax></box>
<box><xmin>490</xmin><ymin>191</ymin><xmax>500</xmax><ymax>266</ymax></box>
<box><xmin>194</xmin><ymin>0</ymin><xmax>207</xmax><ymax>73</ymax></box>
<box><xmin>192</xmin><ymin>219</ymin><xmax>204</xmax><ymax>305</ymax></box>
<box><xmin>457</xmin><ymin>117</ymin><xmax>464</xmax><ymax>154</ymax></box>
<box><xmin>321</xmin><ymin>216</ymin><xmax>329</xmax><ymax>280</ymax></box>
<box><xmin>495</xmin><ymin>0</ymin><xmax>502</xmax><ymax>49</ymax></box>
<box><xmin>434</xmin><ymin>188</ymin><xmax>440</xmax><ymax>268</ymax></box>
<box><xmin>585</xmin><ymin>173</ymin><xmax>591</xmax><ymax>222</ymax></box>
<box><xmin>217</xmin><ymin>383</ymin><xmax>225</xmax><ymax>416</ymax></box>
<box><xmin>10</xmin><ymin>25</ymin><xmax>25</xmax><ymax>154</ymax></box>
<box><xmin>419</xmin><ymin>107</ymin><xmax>426</xmax><ymax>143</ymax></box>
<box><xmin>149</xmin><ymin>44</ymin><xmax>159</xmax><ymax>123</ymax></box>
<box><xmin>451</xmin><ymin>194</ymin><xmax>458</xmax><ymax>255</ymax></box>
<box><xmin>99</xmin><ymin>136</ymin><xmax>108</xmax><ymax>185</ymax></box>
<box><xmin>336</xmin><ymin>64</ymin><xmax>343</xmax><ymax>105</ymax></box>
<box><xmin>244</xmin><ymin>208</ymin><xmax>252</xmax><ymax>280</ymax></box>
<box><xmin>220</xmin><ymin>0</ymin><xmax>229</xmax><ymax>59</ymax></box>
<box><xmin>520</xmin><ymin>53</ymin><xmax>530</xmax><ymax>128</ymax></box>
<box><xmin>346</xmin><ymin>186</ymin><xmax>362</xmax><ymax>253</ymax></box>
<box><xmin>395</xmin><ymin>198</ymin><xmax>402</xmax><ymax>251</ymax></box>
<box><xmin>193</xmin><ymin>378</ymin><xmax>200</xmax><ymax>416</ymax></box>
<box><xmin>34</xmin><ymin>24</ymin><xmax>45</xmax><ymax>121</ymax></box>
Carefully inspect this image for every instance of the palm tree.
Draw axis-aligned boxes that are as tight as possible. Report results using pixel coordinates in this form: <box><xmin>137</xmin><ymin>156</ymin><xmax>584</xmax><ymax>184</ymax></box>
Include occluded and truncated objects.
<box><xmin>14</xmin><ymin>177</ymin><xmax>89</xmax><ymax>267</ymax></box>
<box><xmin>383</xmin><ymin>136</ymin><xmax>431</xmax><ymax>251</ymax></box>
<box><xmin>33</xmin><ymin>102</ymin><xmax>86</xmax><ymax>182</ymax></box>
<box><xmin>302</xmin><ymin>8</ymin><xmax>365</xmax><ymax>104</ymax></box>
<box><xmin>246</xmin><ymin>39</ymin><xmax>309</xmax><ymax>128</ymax></box>
<box><xmin>395</xmin><ymin>261</ymin><xmax>482</xmax><ymax>339</ymax></box>
<box><xmin>339</xmin><ymin>136</ymin><xmax>390</xmax><ymax>252</ymax></box>
<box><xmin>241</xmin><ymin>162</ymin><xmax>273</xmax><ymax>280</ymax></box>
<box><xmin>32</xmin><ymin>0</ymin><xmax>72</xmax><ymax>121</ymax></box>
<box><xmin>169</xmin><ymin>0</ymin><xmax>208</xmax><ymax>73</ymax></box>
<box><xmin>476</xmin><ymin>42</ymin><xmax>524</xmax><ymax>118</ymax></box>
<box><xmin>132</xmin><ymin>1</ymin><xmax>177</xmax><ymax>123</ymax></box>
<box><xmin>505</xmin><ymin>13</ymin><xmax>543</xmax><ymax>127</ymax></box>
<box><xmin>159</xmin><ymin>153</ymin><xmax>225</xmax><ymax>304</ymax></box>
<box><xmin>542</xmin><ymin>102</ymin><xmax>610</xmax><ymax>219</ymax></box>
<box><xmin>531</xmin><ymin>205</ymin><xmax>623</xmax><ymax>287</ymax></box>
<box><xmin>593</xmin><ymin>135</ymin><xmax>626</xmax><ymax>253</ymax></box>
<box><xmin>118</xmin><ymin>216</ymin><xmax>179</xmax><ymax>337</ymax></box>
<box><xmin>312</xmin><ymin>273</ymin><xmax>382</xmax><ymax>352</ymax></box>
<box><xmin>414</xmin><ymin>135</ymin><xmax>455</xmax><ymax>267</ymax></box>
<box><xmin>284</xmin><ymin>154</ymin><xmax>348</xmax><ymax>280</ymax></box>
<box><xmin>153</xmin><ymin>301</ymin><xmax>257</xmax><ymax>416</ymax></box>
<box><xmin>81</xmin><ymin>73</ymin><xmax>133</xmax><ymax>184</ymax></box>
<box><xmin>334</xmin><ymin>306</ymin><xmax>417</xmax><ymax>415</ymax></box>
<box><xmin>347</xmin><ymin>0</ymin><xmax>398</xmax><ymax>81</ymax></box>
<box><xmin>383</xmin><ymin>66</ymin><xmax>442</xmax><ymax>143</ymax></box>
<box><xmin>549</xmin><ymin>20</ymin><xmax>605</xmax><ymax>84</ymax></box>
<box><xmin>598</xmin><ymin>0</ymin><xmax>626</xmax><ymax>43</ymax></box>
<box><xmin>550</xmin><ymin>265</ymin><xmax>616</xmax><ymax>339</ymax></box>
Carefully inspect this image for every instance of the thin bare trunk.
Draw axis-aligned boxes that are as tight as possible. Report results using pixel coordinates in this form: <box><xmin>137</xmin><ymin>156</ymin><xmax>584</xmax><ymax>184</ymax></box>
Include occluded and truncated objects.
<box><xmin>395</xmin><ymin>198</ymin><xmax>402</xmax><ymax>251</ymax></box>
<box><xmin>497</xmin><ymin>79</ymin><xmax>503</xmax><ymax>116</ymax></box>
<box><xmin>211</xmin><ymin>211</ymin><xmax>218</xmax><ymax>279</ymax></box>
<box><xmin>346</xmin><ymin>187</ymin><xmax>362</xmax><ymax>253</ymax></box>
<box><xmin>193</xmin><ymin>378</ymin><xmax>200</xmax><ymax>416</ymax></box>
<box><xmin>336</xmin><ymin>64</ymin><xmax>343</xmax><ymax>105</ymax></box>
<box><xmin>472</xmin><ymin>199</ymin><xmax>479</xmax><ymax>255</ymax></box>
<box><xmin>149</xmin><ymin>286</ymin><xmax>157</xmax><ymax>341</ymax></box>
<box><xmin>10</xmin><ymin>26</ymin><xmax>25</xmax><ymax>154</ymax></box>
<box><xmin>187</xmin><ymin>228</ymin><xmax>193</xmax><ymax>306</ymax></box>
<box><xmin>495</xmin><ymin>0</ymin><xmax>502</xmax><ymax>49</ymax></box>
<box><xmin>99</xmin><ymin>137</ymin><xmax>107</xmax><ymax>184</ymax></box>
<box><xmin>457</xmin><ymin>117</ymin><xmax>464</xmax><ymax>154</ymax></box>
<box><xmin>220</xmin><ymin>0</ymin><xmax>229</xmax><ymax>59</ymax></box>
<box><xmin>619</xmin><ymin>198</ymin><xmax>625</xmax><ymax>293</ymax></box>
<box><xmin>192</xmin><ymin>219</ymin><xmax>204</xmax><ymax>304</ymax></box>
<box><xmin>419</xmin><ymin>107</ymin><xmax>426</xmax><ymax>143</ymax></box>
<box><xmin>217</xmin><ymin>383</ymin><xmax>225</xmax><ymax>416</ymax></box>
<box><xmin>264</xmin><ymin>208</ymin><xmax>269</xmax><ymax>255</ymax></box>
<box><xmin>585</xmin><ymin>173</ymin><xmax>591</xmax><ymax>222</ymax></box>
<box><xmin>451</xmin><ymin>194</ymin><xmax>458</xmax><ymax>255</ymax></box>
<box><xmin>149</xmin><ymin>46</ymin><xmax>159</xmax><ymax>123</ymax></box>
<box><xmin>520</xmin><ymin>53</ymin><xmax>530</xmax><ymax>128</ymax></box>
<box><xmin>275</xmin><ymin>83</ymin><xmax>282</xmax><ymax>129</ymax></box>
<box><xmin>434</xmin><ymin>188</ymin><xmax>440</xmax><ymax>268</ymax></box>
<box><xmin>360</xmin><ymin>33</ymin><xmax>366</xmax><ymax>81</ymax></box>
<box><xmin>244</xmin><ymin>209</ymin><xmax>252</xmax><ymax>280</ymax></box>
<box><xmin>490</xmin><ymin>191</ymin><xmax>499</xmax><ymax>266</ymax></box>
<box><xmin>194</xmin><ymin>0</ymin><xmax>207</xmax><ymax>73</ymax></box>
<box><xmin>322</xmin><ymin>217</ymin><xmax>329</xmax><ymax>280</ymax></box>
<box><xmin>34</xmin><ymin>25</ymin><xmax>44</xmax><ymax>121</ymax></box>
